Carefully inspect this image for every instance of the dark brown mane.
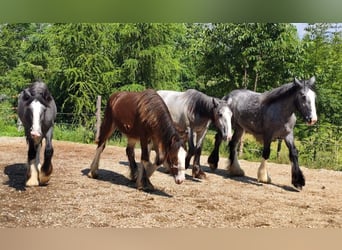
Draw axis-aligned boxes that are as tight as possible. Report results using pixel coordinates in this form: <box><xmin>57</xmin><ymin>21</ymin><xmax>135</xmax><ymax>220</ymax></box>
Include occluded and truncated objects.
<box><xmin>138</xmin><ymin>89</ymin><xmax>181</xmax><ymax>154</ymax></box>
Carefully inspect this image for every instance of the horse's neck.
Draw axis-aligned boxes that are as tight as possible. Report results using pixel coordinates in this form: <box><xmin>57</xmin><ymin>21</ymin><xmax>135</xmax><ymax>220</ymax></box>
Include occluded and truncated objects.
<box><xmin>269</xmin><ymin>94</ymin><xmax>297</xmax><ymax>119</ymax></box>
<box><xmin>192</xmin><ymin>97</ymin><xmax>213</xmax><ymax>120</ymax></box>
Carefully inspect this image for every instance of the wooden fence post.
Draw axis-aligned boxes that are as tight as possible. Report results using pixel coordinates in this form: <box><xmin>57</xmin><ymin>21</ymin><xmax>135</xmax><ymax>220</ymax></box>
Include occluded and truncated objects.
<box><xmin>95</xmin><ymin>95</ymin><xmax>101</xmax><ymax>142</ymax></box>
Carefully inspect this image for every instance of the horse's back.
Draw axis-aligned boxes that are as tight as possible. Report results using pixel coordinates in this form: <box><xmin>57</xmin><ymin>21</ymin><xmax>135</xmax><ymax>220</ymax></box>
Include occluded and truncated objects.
<box><xmin>157</xmin><ymin>90</ymin><xmax>189</xmax><ymax>128</ymax></box>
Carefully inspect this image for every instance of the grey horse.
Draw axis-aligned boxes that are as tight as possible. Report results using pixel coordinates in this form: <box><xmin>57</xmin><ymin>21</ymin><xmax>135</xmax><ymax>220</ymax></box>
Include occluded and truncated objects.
<box><xmin>157</xmin><ymin>89</ymin><xmax>232</xmax><ymax>179</ymax></box>
<box><xmin>18</xmin><ymin>81</ymin><xmax>57</xmax><ymax>186</ymax></box>
<box><xmin>208</xmin><ymin>77</ymin><xmax>317</xmax><ymax>189</ymax></box>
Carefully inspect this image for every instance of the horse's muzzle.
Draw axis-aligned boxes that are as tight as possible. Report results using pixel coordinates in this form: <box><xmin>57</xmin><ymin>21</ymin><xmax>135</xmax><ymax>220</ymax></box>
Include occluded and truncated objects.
<box><xmin>30</xmin><ymin>131</ymin><xmax>42</xmax><ymax>142</ymax></box>
<box><xmin>306</xmin><ymin>117</ymin><xmax>317</xmax><ymax>126</ymax></box>
<box><xmin>175</xmin><ymin>179</ymin><xmax>183</xmax><ymax>184</ymax></box>
<box><xmin>222</xmin><ymin>134</ymin><xmax>232</xmax><ymax>142</ymax></box>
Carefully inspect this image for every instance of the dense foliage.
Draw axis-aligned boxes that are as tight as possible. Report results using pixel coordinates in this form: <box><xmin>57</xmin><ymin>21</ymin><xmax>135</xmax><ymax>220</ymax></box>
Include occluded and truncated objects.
<box><xmin>0</xmin><ymin>23</ymin><xmax>341</xmax><ymax>169</ymax></box>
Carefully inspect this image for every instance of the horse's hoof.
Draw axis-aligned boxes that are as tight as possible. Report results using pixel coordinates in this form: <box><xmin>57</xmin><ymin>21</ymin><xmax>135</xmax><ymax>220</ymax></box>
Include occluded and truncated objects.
<box><xmin>292</xmin><ymin>179</ymin><xmax>305</xmax><ymax>190</ymax></box>
<box><xmin>26</xmin><ymin>178</ymin><xmax>39</xmax><ymax>187</ymax></box>
<box><xmin>87</xmin><ymin>171</ymin><xmax>98</xmax><ymax>179</ymax></box>
<box><xmin>292</xmin><ymin>172</ymin><xmax>305</xmax><ymax>190</ymax></box>
<box><xmin>209</xmin><ymin>163</ymin><xmax>217</xmax><ymax>172</ymax></box>
<box><xmin>257</xmin><ymin>175</ymin><xmax>271</xmax><ymax>184</ymax></box>
<box><xmin>192</xmin><ymin>170</ymin><xmax>207</xmax><ymax>179</ymax></box>
<box><xmin>39</xmin><ymin>173</ymin><xmax>51</xmax><ymax>185</ymax></box>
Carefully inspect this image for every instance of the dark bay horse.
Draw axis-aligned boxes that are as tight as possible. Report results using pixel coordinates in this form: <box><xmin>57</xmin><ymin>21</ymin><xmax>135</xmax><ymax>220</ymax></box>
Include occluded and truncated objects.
<box><xmin>88</xmin><ymin>89</ymin><xmax>186</xmax><ymax>191</ymax></box>
<box><xmin>157</xmin><ymin>89</ymin><xmax>232</xmax><ymax>179</ymax></box>
<box><xmin>208</xmin><ymin>77</ymin><xmax>317</xmax><ymax>189</ymax></box>
<box><xmin>18</xmin><ymin>81</ymin><xmax>57</xmax><ymax>186</ymax></box>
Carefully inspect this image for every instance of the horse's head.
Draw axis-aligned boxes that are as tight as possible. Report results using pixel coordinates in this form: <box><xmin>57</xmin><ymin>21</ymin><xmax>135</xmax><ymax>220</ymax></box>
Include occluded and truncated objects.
<box><xmin>294</xmin><ymin>76</ymin><xmax>318</xmax><ymax>126</ymax></box>
<box><xmin>20</xmin><ymin>82</ymin><xmax>53</xmax><ymax>144</ymax></box>
<box><xmin>212</xmin><ymin>98</ymin><xmax>233</xmax><ymax>141</ymax></box>
<box><xmin>166</xmin><ymin>135</ymin><xmax>186</xmax><ymax>184</ymax></box>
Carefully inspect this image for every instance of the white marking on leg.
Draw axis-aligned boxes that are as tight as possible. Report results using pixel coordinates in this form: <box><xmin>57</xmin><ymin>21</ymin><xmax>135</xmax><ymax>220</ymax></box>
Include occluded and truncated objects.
<box><xmin>174</xmin><ymin>146</ymin><xmax>186</xmax><ymax>184</ymax></box>
<box><xmin>257</xmin><ymin>158</ymin><xmax>271</xmax><ymax>183</ymax></box>
<box><xmin>26</xmin><ymin>160</ymin><xmax>39</xmax><ymax>186</ymax></box>
<box><xmin>88</xmin><ymin>144</ymin><xmax>104</xmax><ymax>178</ymax></box>
<box><xmin>227</xmin><ymin>156</ymin><xmax>245</xmax><ymax>176</ymax></box>
<box><xmin>220</xmin><ymin>106</ymin><xmax>233</xmax><ymax>141</ymax></box>
<box><xmin>307</xmin><ymin>89</ymin><xmax>317</xmax><ymax>124</ymax></box>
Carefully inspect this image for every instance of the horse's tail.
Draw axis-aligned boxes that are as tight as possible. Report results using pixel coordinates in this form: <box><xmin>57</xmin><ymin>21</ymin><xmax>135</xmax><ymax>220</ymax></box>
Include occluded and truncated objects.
<box><xmin>96</xmin><ymin>94</ymin><xmax>116</xmax><ymax>146</ymax></box>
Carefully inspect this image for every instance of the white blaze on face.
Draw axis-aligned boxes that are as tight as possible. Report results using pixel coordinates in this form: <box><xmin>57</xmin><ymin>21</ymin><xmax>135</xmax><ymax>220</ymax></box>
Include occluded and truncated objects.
<box><xmin>307</xmin><ymin>89</ymin><xmax>318</xmax><ymax>125</ymax></box>
<box><xmin>220</xmin><ymin>106</ymin><xmax>233</xmax><ymax>141</ymax></box>
<box><xmin>30</xmin><ymin>100</ymin><xmax>44</xmax><ymax>137</ymax></box>
<box><xmin>174</xmin><ymin>146</ymin><xmax>186</xmax><ymax>184</ymax></box>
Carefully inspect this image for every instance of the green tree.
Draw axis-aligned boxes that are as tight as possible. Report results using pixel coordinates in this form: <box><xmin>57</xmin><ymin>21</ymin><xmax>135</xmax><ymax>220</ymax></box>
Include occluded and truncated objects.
<box><xmin>198</xmin><ymin>23</ymin><xmax>303</xmax><ymax>97</ymax></box>
<box><xmin>115</xmin><ymin>23</ymin><xmax>185</xmax><ymax>90</ymax></box>
<box><xmin>302</xmin><ymin>23</ymin><xmax>342</xmax><ymax>126</ymax></box>
<box><xmin>47</xmin><ymin>23</ymin><xmax>120</xmax><ymax>125</ymax></box>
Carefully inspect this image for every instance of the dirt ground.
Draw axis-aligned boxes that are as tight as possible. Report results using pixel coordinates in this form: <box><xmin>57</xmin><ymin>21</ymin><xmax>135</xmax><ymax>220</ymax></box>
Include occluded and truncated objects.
<box><xmin>0</xmin><ymin>136</ymin><xmax>341</xmax><ymax>228</ymax></box>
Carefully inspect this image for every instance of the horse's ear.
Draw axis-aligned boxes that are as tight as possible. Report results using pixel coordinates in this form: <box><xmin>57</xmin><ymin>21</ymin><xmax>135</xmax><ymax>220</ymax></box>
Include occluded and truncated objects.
<box><xmin>294</xmin><ymin>78</ymin><xmax>302</xmax><ymax>87</ymax></box>
<box><xmin>308</xmin><ymin>76</ymin><xmax>316</xmax><ymax>87</ymax></box>
<box><xmin>23</xmin><ymin>89</ymin><xmax>31</xmax><ymax>101</ymax></box>
<box><xmin>212</xmin><ymin>98</ymin><xmax>219</xmax><ymax>108</ymax></box>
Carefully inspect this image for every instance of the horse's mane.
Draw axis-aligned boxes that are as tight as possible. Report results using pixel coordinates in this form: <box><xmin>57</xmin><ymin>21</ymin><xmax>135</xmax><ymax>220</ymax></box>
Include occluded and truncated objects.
<box><xmin>185</xmin><ymin>89</ymin><xmax>215</xmax><ymax>117</ymax></box>
<box><xmin>137</xmin><ymin>89</ymin><xmax>181</xmax><ymax>152</ymax></box>
<box><xmin>261</xmin><ymin>82</ymin><xmax>300</xmax><ymax>104</ymax></box>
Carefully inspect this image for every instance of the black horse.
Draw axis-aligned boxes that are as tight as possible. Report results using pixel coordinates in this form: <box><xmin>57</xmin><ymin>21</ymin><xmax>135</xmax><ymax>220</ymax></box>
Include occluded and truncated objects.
<box><xmin>208</xmin><ymin>77</ymin><xmax>317</xmax><ymax>189</ymax></box>
<box><xmin>18</xmin><ymin>81</ymin><xmax>57</xmax><ymax>186</ymax></box>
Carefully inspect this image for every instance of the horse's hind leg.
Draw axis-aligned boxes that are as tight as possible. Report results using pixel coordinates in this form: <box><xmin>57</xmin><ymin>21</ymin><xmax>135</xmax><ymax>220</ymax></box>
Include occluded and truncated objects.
<box><xmin>208</xmin><ymin>132</ymin><xmax>222</xmax><ymax>171</ymax></box>
<box><xmin>126</xmin><ymin>138</ymin><xmax>138</xmax><ymax>181</ymax></box>
<box><xmin>284</xmin><ymin>132</ymin><xmax>305</xmax><ymax>189</ymax></box>
<box><xmin>26</xmin><ymin>139</ymin><xmax>40</xmax><ymax>186</ymax></box>
<box><xmin>227</xmin><ymin>127</ymin><xmax>245</xmax><ymax>176</ymax></box>
<box><xmin>39</xmin><ymin>127</ymin><xmax>54</xmax><ymax>185</ymax></box>
<box><xmin>88</xmin><ymin>117</ymin><xmax>115</xmax><ymax>179</ymax></box>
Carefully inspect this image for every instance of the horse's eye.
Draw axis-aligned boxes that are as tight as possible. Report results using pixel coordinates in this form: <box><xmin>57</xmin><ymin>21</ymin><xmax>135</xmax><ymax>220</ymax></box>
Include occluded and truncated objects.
<box><xmin>218</xmin><ymin>113</ymin><xmax>223</xmax><ymax>117</ymax></box>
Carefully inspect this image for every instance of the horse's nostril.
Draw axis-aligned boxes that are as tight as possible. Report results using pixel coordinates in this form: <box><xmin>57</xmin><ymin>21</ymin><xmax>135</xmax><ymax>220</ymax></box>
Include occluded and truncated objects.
<box><xmin>176</xmin><ymin>179</ymin><xmax>183</xmax><ymax>184</ymax></box>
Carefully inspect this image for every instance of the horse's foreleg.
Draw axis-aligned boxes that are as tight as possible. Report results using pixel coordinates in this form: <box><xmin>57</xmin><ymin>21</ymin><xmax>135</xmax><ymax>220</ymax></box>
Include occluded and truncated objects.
<box><xmin>284</xmin><ymin>133</ymin><xmax>305</xmax><ymax>189</ymax></box>
<box><xmin>208</xmin><ymin>132</ymin><xmax>222</xmax><ymax>171</ymax></box>
<box><xmin>26</xmin><ymin>139</ymin><xmax>40</xmax><ymax>186</ymax></box>
<box><xmin>227</xmin><ymin>128</ymin><xmax>245</xmax><ymax>176</ymax></box>
<box><xmin>137</xmin><ymin>139</ymin><xmax>155</xmax><ymax>191</ymax></box>
<box><xmin>185</xmin><ymin>127</ymin><xmax>195</xmax><ymax>169</ymax></box>
<box><xmin>257</xmin><ymin>139</ymin><xmax>272</xmax><ymax>184</ymax></box>
<box><xmin>39</xmin><ymin>127</ymin><xmax>54</xmax><ymax>185</ymax></box>
<box><xmin>192</xmin><ymin>129</ymin><xmax>207</xmax><ymax>179</ymax></box>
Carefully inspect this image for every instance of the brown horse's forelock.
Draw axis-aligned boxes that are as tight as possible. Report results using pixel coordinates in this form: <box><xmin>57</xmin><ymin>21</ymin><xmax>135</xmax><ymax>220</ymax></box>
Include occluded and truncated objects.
<box><xmin>137</xmin><ymin>90</ymin><xmax>181</xmax><ymax>161</ymax></box>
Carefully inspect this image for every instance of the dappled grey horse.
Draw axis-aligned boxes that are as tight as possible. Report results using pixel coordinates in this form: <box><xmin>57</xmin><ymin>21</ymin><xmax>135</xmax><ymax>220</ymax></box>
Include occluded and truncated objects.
<box><xmin>157</xmin><ymin>89</ymin><xmax>232</xmax><ymax>179</ymax></box>
<box><xmin>18</xmin><ymin>81</ymin><xmax>57</xmax><ymax>186</ymax></box>
<box><xmin>208</xmin><ymin>77</ymin><xmax>317</xmax><ymax>189</ymax></box>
